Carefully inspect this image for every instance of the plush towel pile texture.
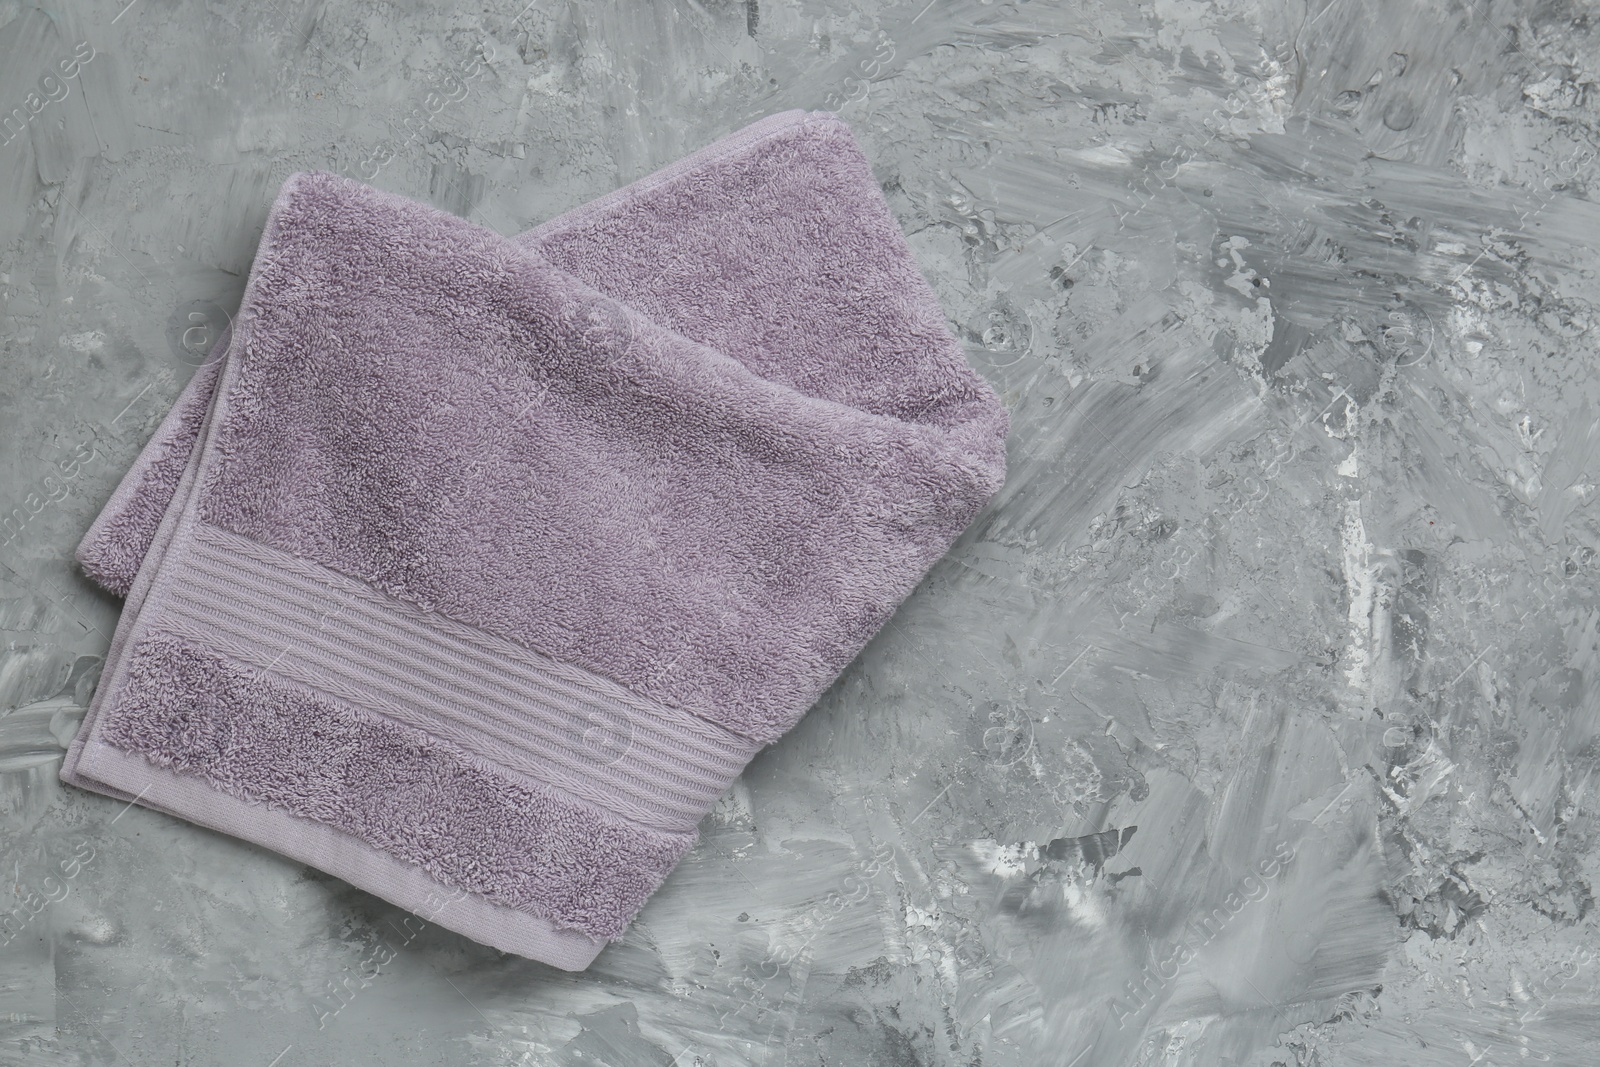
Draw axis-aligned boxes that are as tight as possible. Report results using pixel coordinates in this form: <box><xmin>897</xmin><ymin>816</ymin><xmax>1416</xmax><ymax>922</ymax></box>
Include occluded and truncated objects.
<box><xmin>61</xmin><ymin>109</ymin><xmax>1009</xmax><ymax>970</ymax></box>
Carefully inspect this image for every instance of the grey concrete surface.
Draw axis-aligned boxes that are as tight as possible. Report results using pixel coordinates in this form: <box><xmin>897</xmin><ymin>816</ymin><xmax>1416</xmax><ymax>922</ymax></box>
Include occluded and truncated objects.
<box><xmin>3</xmin><ymin>0</ymin><xmax>1600</xmax><ymax>1064</ymax></box>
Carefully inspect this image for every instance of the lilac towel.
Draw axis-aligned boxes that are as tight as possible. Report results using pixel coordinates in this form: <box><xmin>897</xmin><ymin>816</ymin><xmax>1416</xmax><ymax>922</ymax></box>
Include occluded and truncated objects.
<box><xmin>61</xmin><ymin>109</ymin><xmax>1008</xmax><ymax>970</ymax></box>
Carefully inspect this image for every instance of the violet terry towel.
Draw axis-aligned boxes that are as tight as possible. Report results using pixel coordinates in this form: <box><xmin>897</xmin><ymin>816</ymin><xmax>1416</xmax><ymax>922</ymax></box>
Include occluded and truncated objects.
<box><xmin>61</xmin><ymin>109</ymin><xmax>1009</xmax><ymax>970</ymax></box>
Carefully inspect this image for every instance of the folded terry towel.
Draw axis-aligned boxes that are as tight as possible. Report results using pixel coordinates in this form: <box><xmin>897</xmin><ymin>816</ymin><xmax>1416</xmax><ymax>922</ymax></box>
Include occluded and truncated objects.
<box><xmin>61</xmin><ymin>109</ymin><xmax>1009</xmax><ymax>970</ymax></box>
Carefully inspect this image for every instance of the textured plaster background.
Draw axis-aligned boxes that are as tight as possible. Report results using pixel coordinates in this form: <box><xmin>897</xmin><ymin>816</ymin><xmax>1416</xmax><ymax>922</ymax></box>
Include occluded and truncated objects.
<box><xmin>3</xmin><ymin>0</ymin><xmax>1600</xmax><ymax>1064</ymax></box>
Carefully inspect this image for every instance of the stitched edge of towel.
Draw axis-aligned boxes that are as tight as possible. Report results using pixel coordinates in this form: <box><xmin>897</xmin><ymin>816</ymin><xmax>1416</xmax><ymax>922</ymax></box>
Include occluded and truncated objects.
<box><xmin>74</xmin><ymin>342</ymin><xmax>230</xmax><ymax>596</ymax></box>
<box><xmin>72</xmin><ymin>744</ymin><xmax>610</xmax><ymax>969</ymax></box>
<box><xmin>90</xmin><ymin>631</ymin><xmax>698</xmax><ymax>943</ymax></box>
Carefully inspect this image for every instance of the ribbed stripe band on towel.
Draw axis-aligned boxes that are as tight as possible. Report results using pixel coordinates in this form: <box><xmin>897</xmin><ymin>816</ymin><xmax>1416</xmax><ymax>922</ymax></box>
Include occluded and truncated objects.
<box><xmin>70</xmin><ymin>518</ymin><xmax>760</xmax><ymax>968</ymax></box>
<box><xmin>163</xmin><ymin>524</ymin><xmax>759</xmax><ymax>833</ymax></box>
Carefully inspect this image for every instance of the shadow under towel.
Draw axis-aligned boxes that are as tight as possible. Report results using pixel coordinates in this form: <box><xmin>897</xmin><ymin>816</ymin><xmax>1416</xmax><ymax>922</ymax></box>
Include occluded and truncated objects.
<box><xmin>60</xmin><ymin>109</ymin><xmax>1009</xmax><ymax>970</ymax></box>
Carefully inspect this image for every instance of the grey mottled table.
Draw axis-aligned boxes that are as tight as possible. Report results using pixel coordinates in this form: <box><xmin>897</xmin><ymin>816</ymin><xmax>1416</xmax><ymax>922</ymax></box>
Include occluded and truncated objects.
<box><xmin>2</xmin><ymin>0</ymin><xmax>1598</xmax><ymax>1064</ymax></box>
